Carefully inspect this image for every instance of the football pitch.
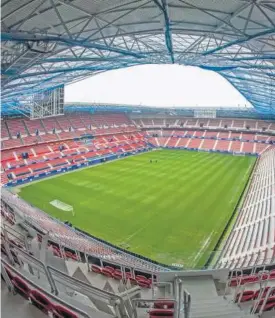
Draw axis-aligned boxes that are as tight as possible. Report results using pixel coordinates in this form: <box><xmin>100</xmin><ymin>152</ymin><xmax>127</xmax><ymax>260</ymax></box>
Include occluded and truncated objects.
<box><xmin>18</xmin><ymin>150</ymin><xmax>256</xmax><ymax>268</ymax></box>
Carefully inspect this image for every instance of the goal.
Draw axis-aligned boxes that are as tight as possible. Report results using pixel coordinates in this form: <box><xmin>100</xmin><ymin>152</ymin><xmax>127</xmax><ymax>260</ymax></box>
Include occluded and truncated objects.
<box><xmin>50</xmin><ymin>200</ymin><xmax>74</xmax><ymax>216</ymax></box>
<box><xmin>233</xmin><ymin>152</ymin><xmax>245</xmax><ymax>156</ymax></box>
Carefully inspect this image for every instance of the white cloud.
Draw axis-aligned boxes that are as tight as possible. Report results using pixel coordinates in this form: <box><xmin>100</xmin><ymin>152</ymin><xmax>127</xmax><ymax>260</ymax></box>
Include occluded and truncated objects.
<box><xmin>65</xmin><ymin>64</ymin><xmax>251</xmax><ymax>108</ymax></box>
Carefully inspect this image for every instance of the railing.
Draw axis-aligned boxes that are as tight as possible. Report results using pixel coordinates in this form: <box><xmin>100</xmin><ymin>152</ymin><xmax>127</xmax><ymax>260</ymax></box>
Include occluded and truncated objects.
<box><xmin>1</xmin><ymin>260</ymin><xmax>92</xmax><ymax>318</ymax></box>
<box><xmin>1</xmin><ymin>241</ymin><xmax>133</xmax><ymax>318</ymax></box>
<box><xmin>252</xmin><ymin>286</ymin><xmax>275</xmax><ymax>316</ymax></box>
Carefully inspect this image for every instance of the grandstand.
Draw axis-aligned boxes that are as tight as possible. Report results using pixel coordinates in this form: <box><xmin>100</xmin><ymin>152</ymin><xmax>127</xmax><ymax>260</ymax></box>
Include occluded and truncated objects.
<box><xmin>1</xmin><ymin>1</ymin><xmax>275</xmax><ymax>318</ymax></box>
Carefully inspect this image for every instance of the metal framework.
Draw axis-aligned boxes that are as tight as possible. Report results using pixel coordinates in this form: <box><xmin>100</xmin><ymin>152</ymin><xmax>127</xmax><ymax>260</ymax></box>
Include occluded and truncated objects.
<box><xmin>1</xmin><ymin>0</ymin><xmax>275</xmax><ymax>116</ymax></box>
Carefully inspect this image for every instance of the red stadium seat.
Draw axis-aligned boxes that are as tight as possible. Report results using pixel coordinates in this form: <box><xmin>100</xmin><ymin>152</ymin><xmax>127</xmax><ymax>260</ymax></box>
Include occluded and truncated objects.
<box><xmin>52</xmin><ymin>247</ymin><xmax>62</xmax><ymax>258</ymax></box>
<box><xmin>235</xmin><ymin>290</ymin><xmax>255</xmax><ymax>303</ymax></box>
<box><xmin>53</xmin><ymin>305</ymin><xmax>78</xmax><ymax>318</ymax></box>
<box><xmin>136</xmin><ymin>275</ymin><xmax>148</xmax><ymax>281</ymax></box>
<box><xmin>113</xmin><ymin>269</ymin><xmax>123</xmax><ymax>280</ymax></box>
<box><xmin>30</xmin><ymin>290</ymin><xmax>52</xmax><ymax>313</ymax></box>
<box><xmin>125</xmin><ymin>271</ymin><xmax>132</xmax><ymax>279</ymax></box>
<box><xmin>137</xmin><ymin>279</ymin><xmax>151</xmax><ymax>288</ymax></box>
<box><xmin>104</xmin><ymin>266</ymin><xmax>115</xmax><ymax>273</ymax></box>
<box><xmin>101</xmin><ymin>268</ymin><xmax>114</xmax><ymax>278</ymax></box>
<box><xmin>65</xmin><ymin>251</ymin><xmax>78</xmax><ymax>261</ymax></box>
<box><xmin>254</xmin><ymin>296</ymin><xmax>275</xmax><ymax>313</ymax></box>
<box><xmin>12</xmin><ymin>277</ymin><xmax>30</xmax><ymax>299</ymax></box>
<box><xmin>149</xmin><ymin>309</ymin><xmax>174</xmax><ymax>317</ymax></box>
<box><xmin>91</xmin><ymin>264</ymin><xmax>102</xmax><ymax>274</ymax></box>
<box><xmin>154</xmin><ymin>300</ymin><xmax>174</xmax><ymax>309</ymax></box>
<box><xmin>253</xmin><ymin>287</ymin><xmax>275</xmax><ymax>300</ymax></box>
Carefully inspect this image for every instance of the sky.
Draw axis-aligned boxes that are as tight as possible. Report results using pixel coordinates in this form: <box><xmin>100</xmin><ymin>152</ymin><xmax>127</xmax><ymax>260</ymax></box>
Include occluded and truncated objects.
<box><xmin>65</xmin><ymin>64</ymin><xmax>251</xmax><ymax>108</ymax></box>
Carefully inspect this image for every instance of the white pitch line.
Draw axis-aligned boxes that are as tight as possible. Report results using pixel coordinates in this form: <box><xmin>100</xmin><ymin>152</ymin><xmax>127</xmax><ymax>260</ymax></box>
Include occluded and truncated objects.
<box><xmin>192</xmin><ymin>231</ymin><xmax>214</xmax><ymax>267</ymax></box>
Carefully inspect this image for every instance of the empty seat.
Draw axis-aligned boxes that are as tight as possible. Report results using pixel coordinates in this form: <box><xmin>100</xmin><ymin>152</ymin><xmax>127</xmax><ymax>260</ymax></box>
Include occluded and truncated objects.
<box><xmin>91</xmin><ymin>264</ymin><xmax>102</xmax><ymax>273</ymax></box>
<box><xmin>149</xmin><ymin>309</ymin><xmax>174</xmax><ymax>317</ymax></box>
<box><xmin>12</xmin><ymin>277</ymin><xmax>30</xmax><ymax>299</ymax></box>
<box><xmin>101</xmin><ymin>267</ymin><xmax>114</xmax><ymax>278</ymax></box>
<box><xmin>113</xmin><ymin>269</ymin><xmax>123</xmax><ymax>280</ymax></box>
<box><xmin>65</xmin><ymin>251</ymin><xmax>78</xmax><ymax>261</ymax></box>
<box><xmin>53</xmin><ymin>305</ymin><xmax>78</xmax><ymax>318</ymax></box>
<box><xmin>137</xmin><ymin>279</ymin><xmax>151</xmax><ymax>288</ymax></box>
<box><xmin>254</xmin><ymin>296</ymin><xmax>275</xmax><ymax>313</ymax></box>
<box><xmin>30</xmin><ymin>290</ymin><xmax>52</xmax><ymax>313</ymax></box>
<box><xmin>154</xmin><ymin>300</ymin><xmax>174</xmax><ymax>309</ymax></box>
<box><xmin>235</xmin><ymin>290</ymin><xmax>255</xmax><ymax>303</ymax></box>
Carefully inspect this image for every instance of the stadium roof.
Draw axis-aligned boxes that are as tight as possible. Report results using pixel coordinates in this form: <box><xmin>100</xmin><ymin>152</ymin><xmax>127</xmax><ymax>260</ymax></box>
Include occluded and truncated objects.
<box><xmin>1</xmin><ymin>0</ymin><xmax>275</xmax><ymax>115</ymax></box>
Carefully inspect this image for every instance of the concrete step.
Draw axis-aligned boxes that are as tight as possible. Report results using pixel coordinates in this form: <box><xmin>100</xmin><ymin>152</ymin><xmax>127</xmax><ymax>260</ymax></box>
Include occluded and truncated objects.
<box><xmin>182</xmin><ymin>276</ymin><xmax>218</xmax><ymax>299</ymax></box>
<box><xmin>182</xmin><ymin>276</ymin><xmax>256</xmax><ymax>318</ymax></box>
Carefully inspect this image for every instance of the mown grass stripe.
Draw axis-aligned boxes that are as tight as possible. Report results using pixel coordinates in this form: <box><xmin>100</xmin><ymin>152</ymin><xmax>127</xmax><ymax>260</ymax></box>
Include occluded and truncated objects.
<box><xmin>18</xmin><ymin>150</ymin><xmax>255</xmax><ymax>268</ymax></box>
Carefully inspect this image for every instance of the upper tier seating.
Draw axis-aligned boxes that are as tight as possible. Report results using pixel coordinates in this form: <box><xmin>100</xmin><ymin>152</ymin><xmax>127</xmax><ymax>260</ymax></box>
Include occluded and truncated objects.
<box><xmin>145</xmin><ymin>130</ymin><xmax>275</xmax><ymax>155</ymax></box>
<box><xmin>22</xmin><ymin>135</ymin><xmax>40</xmax><ymax>146</ymax></box>
<box><xmin>40</xmin><ymin>133</ymin><xmax>59</xmax><ymax>142</ymax></box>
<box><xmin>67</xmin><ymin>114</ymin><xmax>85</xmax><ymax>129</ymax></box>
<box><xmin>2</xmin><ymin>138</ymin><xmax>23</xmax><ymax>149</ymax></box>
<box><xmin>133</xmin><ymin>117</ymin><xmax>275</xmax><ymax>132</ymax></box>
<box><xmin>24</xmin><ymin>119</ymin><xmax>44</xmax><ymax>135</ymax></box>
<box><xmin>1</xmin><ymin>121</ymin><xmax>10</xmax><ymax>139</ymax></box>
<box><xmin>56</xmin><ymin>116</ymin><xmax>72</xmax><ymax>131</ymax></box>
<box><xmin>42</xmin><ymin>117</ymin><xmax>60</xmax><ymax>132</ymax></box>
<box><xmin>6</xmin><ymin>119</ymin><xmax>28</xmax><ymax>137</ymax></box>
<box><xmin>1</xmin><ymin>113</ymin><xmax>135</xmax><ymax>148</ymax></box>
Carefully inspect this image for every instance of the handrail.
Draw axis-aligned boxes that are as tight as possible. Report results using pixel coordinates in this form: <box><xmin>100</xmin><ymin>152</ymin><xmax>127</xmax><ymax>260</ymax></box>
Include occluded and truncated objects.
<box><xmin>3</xmin><ymin>240</ymin><xmax>128</xmax><ymax>317</ymax></box>
<box><xmin>46</xmin><ymin>265</ymin><xmax>129</xmax><ymax>318</ymax></box>
<box><xmin>1</xmin><ymin>259</ymin><xmax>91</xmax><ymax>318</ymax></box>
<box><xmin>235</xmin><ymin>273</ymin><xmax>269</xmax><ymax>305</ymax></box>
<box><xmin>258</xmin><ymin>286</ymin><xmax>275</xmax><ymax>316</ymax></box>
<box><xmin>5</xmin><ymin>240</ymin><xmax>58</xmax><ymax>294</ymax></box>
<box><xmin>47</xmin><ymin>265</ymin><xmax>120</xmax><ymax>299</ymax></box>
<box><xmin>183</xmin><ymin>289</ymin><xmax>191</xmax><ymax>318</ymax></box>
<box><xmin>251</xmin><ymin>285</ymin><xmax>275</xmax><ymax>315</ymax></box>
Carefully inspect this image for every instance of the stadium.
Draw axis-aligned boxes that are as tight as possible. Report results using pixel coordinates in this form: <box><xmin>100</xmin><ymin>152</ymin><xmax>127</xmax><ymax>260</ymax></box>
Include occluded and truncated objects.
<box><xmin>1</xmin><ymin>1</ymin><xmax>275</xmax><ymax>318</ymax></box>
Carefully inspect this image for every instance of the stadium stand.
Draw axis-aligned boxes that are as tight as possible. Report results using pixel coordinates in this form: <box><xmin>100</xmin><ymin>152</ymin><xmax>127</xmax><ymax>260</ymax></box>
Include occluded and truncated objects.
<box><xmin>2</xmin><ymin>0</ymin><xmax>275</xmax><ymax>315</ymax></box>
<box><xmin>217</xmin><ymin>149</ymin><xmax>275</xmax><ymax>269</ymax></box>
<box><xmin>134</xmin><ymin>117</ymin><xmax>275</xmax><ymax>132</ymax></box>
<box><xmin>2</xmin><ymin>112</ymin><xmax>275</xmax><ymax>318</ymax></box>
<box><xmin>1</xmin><ymin>112</ymin><xmax>275</xmax><ymax>318</ymax></box>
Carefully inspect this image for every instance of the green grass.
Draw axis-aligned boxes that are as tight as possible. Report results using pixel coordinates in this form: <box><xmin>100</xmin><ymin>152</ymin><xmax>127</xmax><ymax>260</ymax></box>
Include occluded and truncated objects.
<box><xmin>18</xmin><ymin>150</ymin><xmax>256</xmax><ymax>268</ymax></box>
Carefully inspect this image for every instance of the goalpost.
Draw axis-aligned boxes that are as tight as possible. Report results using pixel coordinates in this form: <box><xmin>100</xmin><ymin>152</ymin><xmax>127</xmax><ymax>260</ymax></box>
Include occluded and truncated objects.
<box><xmin>233</xmin><ymin>152</ymin><xmax>246</xmax><ymax>157</ymax></box>
<box><xmin>50</xmin><ymin>200</ymin><xmax>75</xmax><ymax>216</ymax></box>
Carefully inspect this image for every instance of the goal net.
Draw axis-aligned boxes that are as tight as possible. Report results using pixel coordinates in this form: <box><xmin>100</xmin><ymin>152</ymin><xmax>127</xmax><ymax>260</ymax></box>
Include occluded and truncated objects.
<box><xmin>50</xmin><ymin>200</ymin><xmax>74</xmax><ymax>216</ymax></box>
<box><xmin>233</xmin><ymin>152</ymin><xmax>245</xmax><ymax>156</ymax></box>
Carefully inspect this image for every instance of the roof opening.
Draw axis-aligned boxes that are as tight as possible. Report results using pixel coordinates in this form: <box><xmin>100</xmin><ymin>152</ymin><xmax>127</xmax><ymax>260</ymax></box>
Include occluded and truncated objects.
<box><xmin>65</xmin><ymin>64</ymin><xmax>251</xmax><ymax>108</ymax></box>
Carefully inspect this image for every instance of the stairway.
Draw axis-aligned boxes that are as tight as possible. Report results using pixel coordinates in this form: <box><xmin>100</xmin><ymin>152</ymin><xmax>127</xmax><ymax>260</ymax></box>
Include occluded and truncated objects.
<box><xmin>4</xmin><ymin>121</ymin><xmax>12</xmax><ymax>139</ymax></box>
<box><xmin>182</xmin><ymin>276</ymin><xmax>257</xmax><ymax>318</ymax></box>
<box><xmin>22</xmin><ymin>120</ymin><xmax>31</xmax><ymax>136</ymax></box>
<box><xmin>39</xmin><ymin>119</ymin><xmax>47</xmax><ymax>133</ymax></box>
